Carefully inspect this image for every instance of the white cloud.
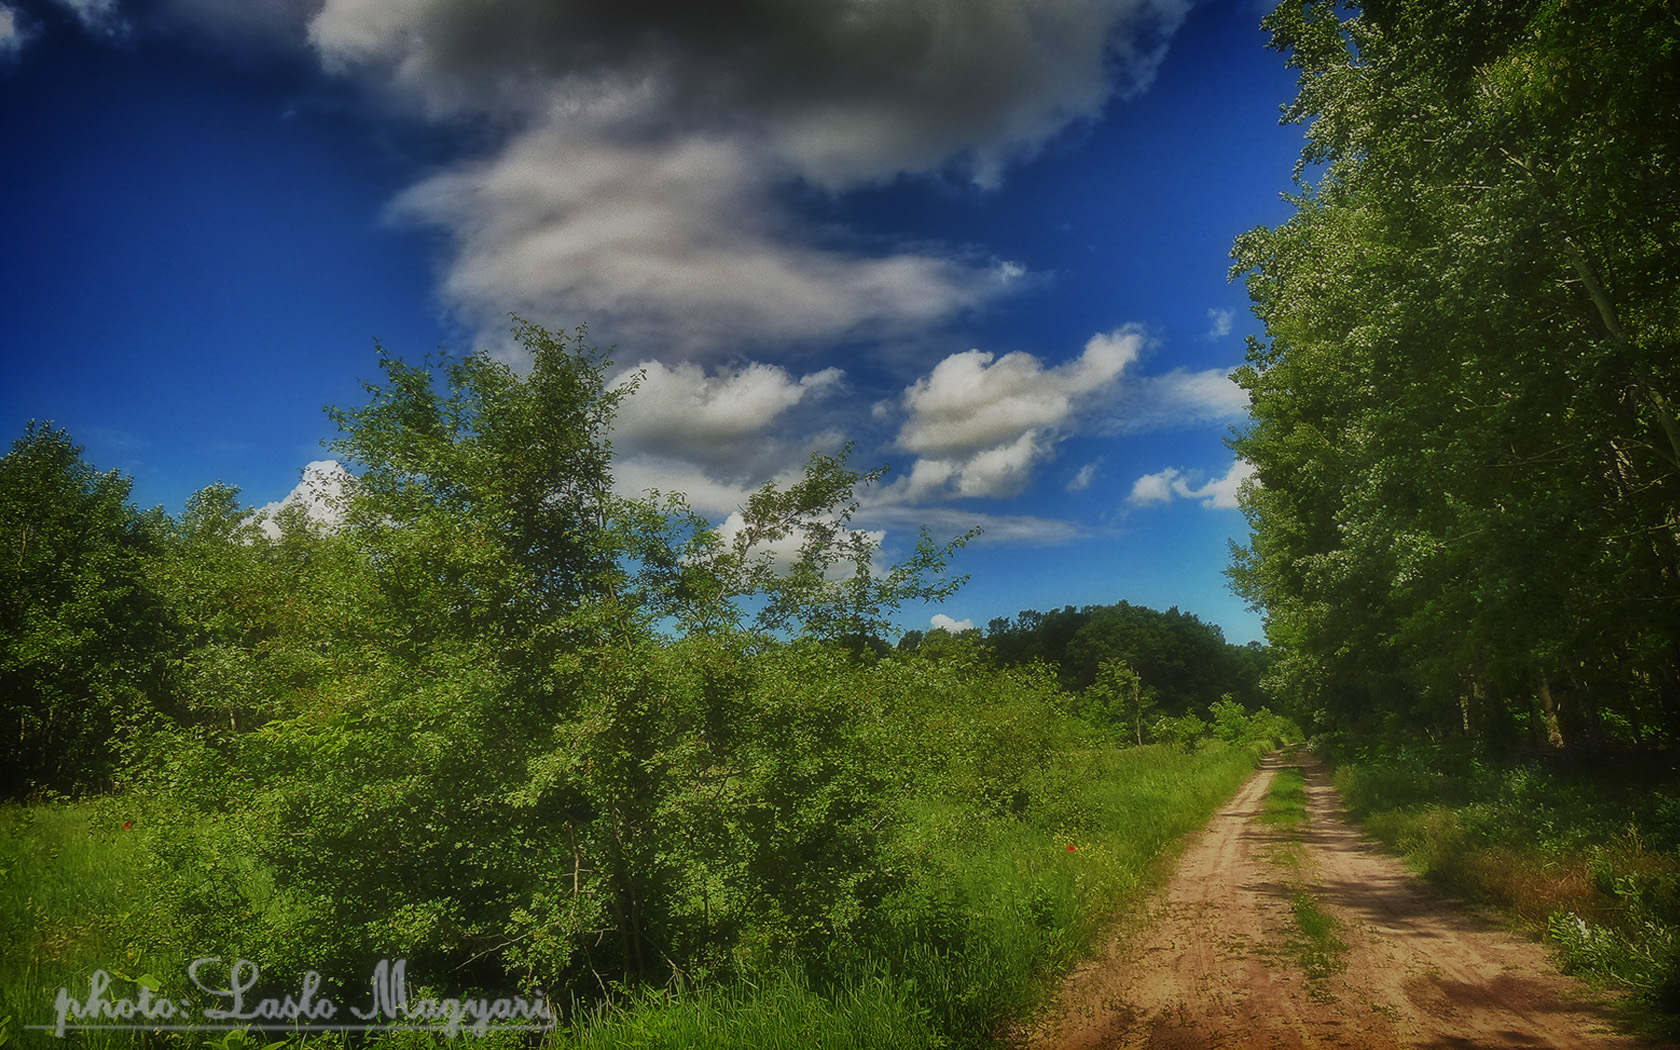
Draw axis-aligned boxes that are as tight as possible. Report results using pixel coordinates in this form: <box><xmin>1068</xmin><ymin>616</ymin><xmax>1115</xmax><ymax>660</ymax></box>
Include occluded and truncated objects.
<box><xmin>861</xmin><ymin>498</ymin><xmax>1088</xmax><ymax>546</ymax></box>
<box><xmin>892</xmin><ymin>327</ymin><xmax>1142</xmax><ymax>499</ymax></box>
<box><xmin>611</xmin><ymin>359</ymin><xmax>843</xmax><ymax>452</ymax></box>
<box><xmin>610</xmin><ymin>454</ymin><xmax>761</xmax><ymax>518</ymax></box>
<box><xmin>1099</xmin><ymin>366</ymin><xmax>1249</xmax><ymax>434</ymax></box>
<box><xmin>0</xmin><ymin>5</ymin><xmax>31</xmax><ymax>58</ymax></box>
<box><xmin>1128</xmin><ymin>459</ymin><xmax>1255</xmax><ymax>510</ymax></box>
<box><xmin>1207</xmin><ymin>307</ymin><xmax>1233</xmax><ymax>339</ymax></box>
<box><xmin>252</xmin><ymin>460</ymin><xmax>354</xmax><ymax>538</ymax></box>
<box><xmin>899</xmin><ymin>329</ymin><xmax>1140</xmax><ymax>456</ymax></box>
<box><xmin>299</xmin><ymin>0</ymin><xmax>1196</xmax><ymax>350</ymax></box>
<box><xmin>603</xmin><ymin>358</ymin><xmax>853</xmax><ymax>523</ymax></box>
<box><xmin>392</xmin><ymin>116</ymin><xmax>1018</xmax><ymax>353</ymax></box>
<box><xmin>1067</xmin><ymin>461</ymin><xmax>1100</xmax><ymax>492</ymax></box>
<box><xmin>714</xmin><ymin>509</ymin><xmax>885</xmax><ymax>579</ymax></box>
<box><xmin>930</xmin><ymin>613</ymin><xmax>975</xmax><ymax>633</ymax></box>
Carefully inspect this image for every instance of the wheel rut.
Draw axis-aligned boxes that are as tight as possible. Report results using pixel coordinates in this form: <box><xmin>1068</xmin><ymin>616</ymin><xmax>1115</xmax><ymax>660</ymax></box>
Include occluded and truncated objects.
<box><xmin>1024</xmin><ymin>750</ymin><xmax>1668</xmax><ymax>1049</ymax></box>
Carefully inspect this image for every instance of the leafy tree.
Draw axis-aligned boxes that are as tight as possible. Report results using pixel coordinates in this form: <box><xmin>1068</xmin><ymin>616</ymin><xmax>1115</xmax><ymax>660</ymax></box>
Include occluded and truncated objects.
<box><xmin>1229</xmin><ymin>0</ymin><xmax>1680</xmax><ymax>746</ymax></box>
<box><xmin>0</xmin><ymin>423</ymin><xmax>177</xmax><ymax>797</ymax></box>
<box><xmin>1081</xmin><ymin>659</ymin><xmax>1155</xmax><ymax>746</ymax></box>
<box><xmin>983</xmin><ymin>600</ymin><xmax>1265</xmax><ymax>712</ymax></box>
<box><xmin>141</xmin><ymin>321</ymin><xmax>982</xmax><ymax>997</ymax></box>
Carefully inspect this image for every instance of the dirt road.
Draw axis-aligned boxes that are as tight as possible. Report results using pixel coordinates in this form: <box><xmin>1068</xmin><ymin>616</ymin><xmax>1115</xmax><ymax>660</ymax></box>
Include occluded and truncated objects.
<box><xmin>1026</xmin><ymin>751</ymin><xmax>1665</xmax><ymax>1050</ymax></box>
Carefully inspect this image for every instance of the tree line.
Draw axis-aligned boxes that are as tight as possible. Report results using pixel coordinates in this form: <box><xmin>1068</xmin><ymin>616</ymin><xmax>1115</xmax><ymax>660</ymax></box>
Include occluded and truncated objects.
<box><xmin>1228</xmin><ymin>0</ymin><xmax>1679</xmax><ymax>750</ymax></box>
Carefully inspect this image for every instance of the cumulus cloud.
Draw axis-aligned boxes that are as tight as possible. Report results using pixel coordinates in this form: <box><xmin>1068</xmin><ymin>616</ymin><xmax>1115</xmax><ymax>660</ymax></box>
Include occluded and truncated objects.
<box><xmin>393</xmin><ymin>117</ymin><xmax>1019</xmax><ymax>352</ymax></box>
<box><xmin>930</xmin><ymin>613</ymin><xmax>975</xmax><ymax>633</ymax></box>
<box><xmin>1206</xmin><ymin>307</ymin><xmax>1233</xmax><ymax>339</ymax></box>
<box><xmin>252</xmin><ymin>460</ymin><xmax>354</xmax><ymax>537</ymax></box>
<box><xmin>611</xmin><ymin>359</ymin><xmax>843</xmax><ymax>451</ymax></box>
<box><xmin>604</xmin><ymin>358</ymin><xmax>850</xmax><ymax>519</ymax></box>
<box><xmin>610</xmin><ymin>454</ymin><xmax>760</xmax><ymax>517</ymax></box>
<box><xmin>295</xmin><ymin>0</ymin><xmax>1195</xmax><ymax>350</ymax></box>
<box><xmin>1128</xmin><ymin>459</ymin><xmax>1255</xmax><ymax>510</ymax></box>
<box><xmin>713</xmin><ymin>509</ymin><xmax>885</xmax><ymax>578</ymax></box>
<box><xmin>893</xmin><ymin>327</ymin><xmax>1141</xmax><ymax>499</ymax></box>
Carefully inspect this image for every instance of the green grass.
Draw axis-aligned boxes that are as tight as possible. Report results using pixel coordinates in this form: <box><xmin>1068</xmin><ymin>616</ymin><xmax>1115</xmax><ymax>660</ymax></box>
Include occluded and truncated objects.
<box><xmin>1257</xmin><ymin>765</ymin><xmax>1308</xmax><ymax>830</ymax></box>
<box><xmin>1</xmin><ymin>737</ymin><xmax>1288</xmax><ymax>1050</ymax></box>
<box><xmin>0</xmin><ymin>801</ymin><xmax>190</xmax><ymax>1050</ymax></box>
<box><xmin>1286</xmin><ymin>889</ymin><xmax>1346</xmax><ymax>985</ymax></box>
<box><xmin>1253</xmin><ymin>764</ymin><xmax>1344</xmax><ymax>991</ymax></box>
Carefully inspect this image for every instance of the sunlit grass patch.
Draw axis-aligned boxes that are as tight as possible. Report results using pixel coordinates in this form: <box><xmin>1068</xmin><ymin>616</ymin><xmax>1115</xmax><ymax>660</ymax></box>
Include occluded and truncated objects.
<box><xmin>1258</xmin><ymin>766</ymin><xmax>1308</xmax><ymax>830</ymax></box>
<box><xmin>1287</xmin><ymin>889</ymin><xmax>1346</xmax><ymax>985</ymax></box>
<box><xmin>0</xmin><ymin>802</ymin><xmax>189</xmax><ymax>1050</ymax></box>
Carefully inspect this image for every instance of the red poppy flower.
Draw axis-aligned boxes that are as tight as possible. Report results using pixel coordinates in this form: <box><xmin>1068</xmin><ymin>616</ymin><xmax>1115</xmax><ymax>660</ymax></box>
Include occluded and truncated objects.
<box><xmin>1067</xmin><ymin>844</ymin><xmax>1076</xmax><ymax>852</ymax></box>
<box><xmin>122</xmin><ymin>820</ymin><xmax>134</xmax><ymax>830</ymax></box>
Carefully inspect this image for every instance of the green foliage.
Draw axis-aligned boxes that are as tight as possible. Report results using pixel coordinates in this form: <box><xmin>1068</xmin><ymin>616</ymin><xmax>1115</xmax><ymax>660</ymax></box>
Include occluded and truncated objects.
<box><xmin>4</xmin><ymin>708</ymin><xmax>1278</xmax><ymax>1049</ymax></box>
<box><xmin>1079</xmin><ymin>660</ymin><xmax>1155</xmax><ymax>746</ymax></box>
<box><xmin>107</xmin><ymin>321</ymin><xmax>984</xmax><ymax>1006</ymax></box>
<box><xmin>1152</xmin><ymin>712</ymin><xmax>1209</xmax><ymax>750</ymax></box>
<box><xmin>982</xmin><ymin>601</ymin><xmax>1270</xmax><ymax>713</ymax></box>
<box><xmin>1231</xmin><ymin>0</ymin><xmax>1680</xmax><ymax>746</ymax></box>
<box><xmin>0</xmin><ymin>423</ymin><xmax>179</xmax><ymax>799</ymax></box>
<box><xmin>0</xmin><ymin>317</ymin><xmax>1295</xmax><ymax>1045</ymax></box>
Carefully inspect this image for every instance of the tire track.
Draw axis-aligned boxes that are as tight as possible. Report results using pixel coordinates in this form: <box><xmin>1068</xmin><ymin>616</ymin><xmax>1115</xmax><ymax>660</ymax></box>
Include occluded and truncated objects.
<box><xmin>1025</xmin><ymin>751</ymin><xmax>1666</xmax><ymax>1049</ymax></box>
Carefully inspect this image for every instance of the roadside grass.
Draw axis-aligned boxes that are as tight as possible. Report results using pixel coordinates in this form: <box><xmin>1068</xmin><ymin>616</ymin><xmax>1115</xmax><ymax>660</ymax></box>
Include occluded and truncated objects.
<box><xmin>556</xmin><ymin>737</ymin><xmax>1283</xmax><ymax>1048</ymax></box>
<box><xmin>0</xmin><ymin>737</ymin><xmax>1287</xmax><ymax>1050</ymax></box>
<box><xmin>1327</xmin><ymin>744</ymin><xmax>1680</xmax><ymax>1040</ymax></box>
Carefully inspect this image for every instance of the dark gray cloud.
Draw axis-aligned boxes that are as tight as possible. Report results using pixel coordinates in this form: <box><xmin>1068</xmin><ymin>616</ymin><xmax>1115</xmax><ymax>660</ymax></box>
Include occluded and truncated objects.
<box><xmin>311</xmin><ymin>0</ymin><xmax>1191</xmax><ymax>185</ymax></box>
<box><xmin>297</xmin><ymin>0</ymin><xmax>1193</xmax><ymax>353</ymax></box>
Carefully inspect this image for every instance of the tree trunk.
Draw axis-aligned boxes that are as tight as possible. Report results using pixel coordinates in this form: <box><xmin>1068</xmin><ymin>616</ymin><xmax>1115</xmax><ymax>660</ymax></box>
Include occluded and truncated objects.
<box><xmin>1536</xmin><ymin>672</ymin><xmax>1566</xmax><ymax>749</ymax></box>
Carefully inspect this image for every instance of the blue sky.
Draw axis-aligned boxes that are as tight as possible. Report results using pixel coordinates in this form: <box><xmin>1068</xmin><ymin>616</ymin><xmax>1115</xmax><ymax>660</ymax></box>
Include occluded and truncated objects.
<box><xmin>1</xmin><ymin>0</ymin><xmax>1305</xmax><ymax>644</ymax></box>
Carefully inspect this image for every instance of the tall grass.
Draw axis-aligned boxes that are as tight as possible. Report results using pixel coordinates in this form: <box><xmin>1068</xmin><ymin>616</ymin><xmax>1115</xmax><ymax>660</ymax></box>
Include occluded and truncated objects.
<box><xmin>1327</xmin><ymin>744</ymin><xmax>1680</xmax><ymax>1039</ymax></box>
<box><xmin>554</xmin><ymin>738</ymin><xmax>1280</xmax><ymax>1048</ymax></box>
<box><xmin>2</xmin><ymin>738</ymin><xmax>1281</xmax><ymax>1049</ymax></box>
<box><xmin>0</xmin><ymin>801</ymin><xmax>190</xmax><ymax>1050</ymax></box>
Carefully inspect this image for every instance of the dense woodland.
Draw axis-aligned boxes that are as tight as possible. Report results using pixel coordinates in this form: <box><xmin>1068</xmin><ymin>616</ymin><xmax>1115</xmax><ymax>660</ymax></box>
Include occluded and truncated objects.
<box><xmin>1228</xmin><ymin>0</ymin><xmax>1680</xmax><ymax>750</ymax></box>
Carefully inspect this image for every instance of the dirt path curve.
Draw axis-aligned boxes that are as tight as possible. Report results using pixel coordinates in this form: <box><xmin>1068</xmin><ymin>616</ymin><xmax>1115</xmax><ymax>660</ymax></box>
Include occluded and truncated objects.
<box><xmin>1024</xmin><ymin>750</ymin><xmax>1667</xmax><ymax>1050</ymax></box>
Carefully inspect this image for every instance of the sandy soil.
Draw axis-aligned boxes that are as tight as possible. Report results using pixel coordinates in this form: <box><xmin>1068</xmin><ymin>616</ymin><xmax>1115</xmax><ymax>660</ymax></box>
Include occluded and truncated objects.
<box><xmin>1024</xmin><ymin>751</ymin><xmax>1669</xmax><ymax>1050</ymax></box>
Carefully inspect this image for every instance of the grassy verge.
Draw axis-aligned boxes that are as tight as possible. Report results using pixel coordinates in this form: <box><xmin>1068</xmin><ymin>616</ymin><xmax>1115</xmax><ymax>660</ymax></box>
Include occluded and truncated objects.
<box><xmin>1</xmin><ymin>738</ymin><xmax>1284</xmax><ymax>1050</ymax></box>
<box><xmin>1326</xmin><ymin>743</ymin><xmax>1680</xmax><ymax>1039</ymax></box>
<box><xmin>1257</xmin><ymin>765</ymin><xmax>1308</xmax><ymax>831</ymax></box>
<box><xmin>527</xmin><ymin>738</ymin><xmax>1282</xmax><ymax>1048</ymax></box>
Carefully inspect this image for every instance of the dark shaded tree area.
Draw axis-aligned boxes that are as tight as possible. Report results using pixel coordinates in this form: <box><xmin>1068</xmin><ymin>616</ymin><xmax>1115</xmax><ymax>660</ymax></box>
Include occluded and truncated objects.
<box><xmin>1230</xmin><ymin>0</ymin><xmax>1680</xmax><ymax>748</ymax></box>
<box><xmin>978</xmin><ymin>602</ymin><xmax>1270</xmax><ymax>714</ymax></box>
<box><xmin>0</xmin><ymin>423</ymin><xmax>181</xmax><ymax>797</ymax></box>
